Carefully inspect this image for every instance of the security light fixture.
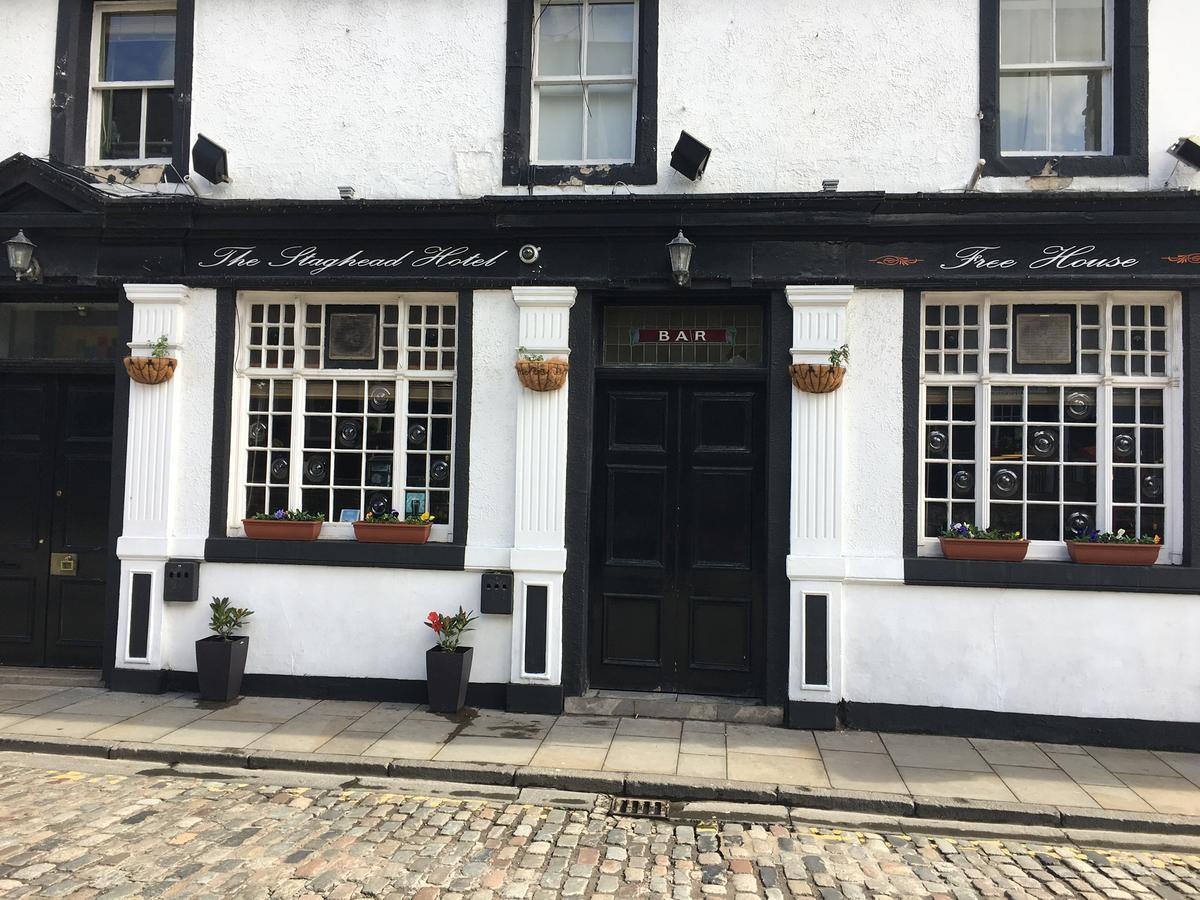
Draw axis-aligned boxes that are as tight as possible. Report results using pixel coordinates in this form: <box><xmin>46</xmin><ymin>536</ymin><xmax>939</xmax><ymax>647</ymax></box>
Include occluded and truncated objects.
<box><xmin>821</xmin><ymin>179</ymin><xmax>839</xmax><ymax>192</ymax></box>
<box><xmin>192</xmin><ymin>134</ymin><xmax>230</xmax><ymax>184</ymax></box>
<box><xmin>338</xmin><ymin>186</ymin><xmax>357</xmax><ymax>200</ymax></box>
<box><xmin>4</xmin><ymin>230</ymin><xmax>42</xmax><ymax>283</ymax></box>
<box><xmin>667</xmin><ymin>230</ymin><xmax>695</xmax><ymax>287</ymax></box>
<box><xmin>669</xmin><ymin>131</ymin><xmax>711</xmax><ymax>181</ymax></box>
<box><xmin>1168</xmin><ymin>136</ymin><xmax>1200</xmax><ymax>170</ymax></box>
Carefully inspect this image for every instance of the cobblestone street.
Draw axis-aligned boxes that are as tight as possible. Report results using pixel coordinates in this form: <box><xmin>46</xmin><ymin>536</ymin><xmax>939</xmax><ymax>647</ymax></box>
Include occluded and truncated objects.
<box><xmin>0</xmin><ymin>754</ymin><xmax>1197</xmax><ymax>899</ymax></box>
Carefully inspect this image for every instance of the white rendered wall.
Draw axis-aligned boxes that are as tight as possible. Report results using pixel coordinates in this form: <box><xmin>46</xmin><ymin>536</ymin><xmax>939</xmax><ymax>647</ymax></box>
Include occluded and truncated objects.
<box><xmin>0</xmin><ymin>1</ymin><xmax>56</xmax><ymax>161</ymax></box>
<box><xmin>828</xmin><ymin>289</ymin><xmax>1200</xmax><ymax>724</ymax></box>
<box><xmin>148</xmin><ymin>288</ymin><xmax>522</xmax><ymax>683</ymax></box>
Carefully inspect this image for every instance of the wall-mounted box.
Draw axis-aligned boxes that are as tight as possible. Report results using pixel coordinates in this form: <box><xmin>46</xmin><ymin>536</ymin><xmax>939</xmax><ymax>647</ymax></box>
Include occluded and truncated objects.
<box><xmin>163</xmin><ymin>560</ymin><xmax>200</xmax><ymax>602</ymax></box>
<box><xmin>480</xmin><ymin>571</ymin><xmax>513</xmax><ymax>615</ymax></box>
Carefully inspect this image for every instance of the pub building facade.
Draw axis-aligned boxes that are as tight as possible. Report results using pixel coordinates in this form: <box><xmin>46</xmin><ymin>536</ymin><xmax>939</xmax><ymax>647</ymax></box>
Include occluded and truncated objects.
<box><xmin>1</xmin><ymin>0</ymin><xmax>1198</xmax><ymax>748</ymax></box>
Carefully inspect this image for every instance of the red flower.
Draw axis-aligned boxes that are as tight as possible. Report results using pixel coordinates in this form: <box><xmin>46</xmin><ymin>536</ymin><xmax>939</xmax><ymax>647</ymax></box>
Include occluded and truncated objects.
<box><xmin>427</xmin><ymin>611</ymin><xmax>443</xmax><ymax>634</ymax></box>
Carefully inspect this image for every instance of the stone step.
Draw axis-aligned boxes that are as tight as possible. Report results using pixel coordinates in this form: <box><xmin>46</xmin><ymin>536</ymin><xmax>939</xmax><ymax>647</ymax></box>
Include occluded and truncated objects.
<box><xmin>0</xmin><ymin>667</ymin><xmax>104</xmax><ymax>688</ymax></box>
<box><xmin>565</xmin><ymin>690</ymin><xmax>783</xmax><ymax>725</ymax></box>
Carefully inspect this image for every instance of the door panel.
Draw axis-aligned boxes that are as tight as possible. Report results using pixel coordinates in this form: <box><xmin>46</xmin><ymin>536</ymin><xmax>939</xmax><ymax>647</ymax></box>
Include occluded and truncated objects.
<box><xmin>590</xmin><ymin>380</ymin><xmax>765</xmax><ymax>696</ymax></box>
<box><xmin>0</xmin><ymin>374</ymin><xmax>111</xmax><ymax>667</ymax></box>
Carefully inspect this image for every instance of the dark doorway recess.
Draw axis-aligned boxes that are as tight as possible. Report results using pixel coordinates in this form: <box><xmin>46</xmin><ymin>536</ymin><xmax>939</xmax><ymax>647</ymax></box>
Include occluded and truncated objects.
<box><xmin>589</xmin><ymin>378</ymin><xmax>767</xmax><ymax>696</ymax></box>
<box><xmin>0</xmin><ymin>374</ymin><xmax>113</xmax><ymax>666</ymax></box>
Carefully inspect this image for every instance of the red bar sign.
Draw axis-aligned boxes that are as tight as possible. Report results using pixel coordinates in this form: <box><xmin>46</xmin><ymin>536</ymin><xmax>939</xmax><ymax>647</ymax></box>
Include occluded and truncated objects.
<box><xmin>636</xmin><ymin>328</ymin><xmax>728</xmax><ymax>344</ymax></box>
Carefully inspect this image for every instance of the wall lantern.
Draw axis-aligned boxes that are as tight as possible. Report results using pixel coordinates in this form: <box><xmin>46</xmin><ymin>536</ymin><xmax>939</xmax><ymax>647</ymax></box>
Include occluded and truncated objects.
<box><xmin>1168</xmin><ymin>136</ymin><xmax>1200</xmax><ymax>170</ymax></box>
<box><xmin>667</xmin><ymin>230</ymin><xmax>695</xmax><ymax>287</ymax></box>
<box><xmin>4</xmin><ymin>230</ymin><xmax>42</xmax><ymax>283</ymax></box>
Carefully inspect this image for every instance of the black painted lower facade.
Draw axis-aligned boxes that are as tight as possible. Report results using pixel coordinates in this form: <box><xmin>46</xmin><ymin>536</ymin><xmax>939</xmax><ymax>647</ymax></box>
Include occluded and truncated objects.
<box><xmin>2</xmin><ymin>152</ymin><xmax>1198</xmax><ymax>748</ymax></box>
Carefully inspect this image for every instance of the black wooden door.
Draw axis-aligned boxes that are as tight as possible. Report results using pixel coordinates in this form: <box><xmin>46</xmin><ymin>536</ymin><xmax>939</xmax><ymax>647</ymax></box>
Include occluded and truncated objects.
<box><xmin>0</xmin><ymin>375</ymin><xmax>112</xmax><ymax>667</ymax></box>
<box><xmin>589</xmin><ymin>380</ymin><xmax>766</xmax><ymax>696</ymax></box>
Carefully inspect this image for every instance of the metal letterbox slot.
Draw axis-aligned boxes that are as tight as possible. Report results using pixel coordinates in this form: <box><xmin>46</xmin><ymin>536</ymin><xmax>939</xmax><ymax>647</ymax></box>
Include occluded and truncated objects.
<box><xmin>50</xmin><ymin>553</ymin><xmax>77</xmax><ymax>576</ymax></box>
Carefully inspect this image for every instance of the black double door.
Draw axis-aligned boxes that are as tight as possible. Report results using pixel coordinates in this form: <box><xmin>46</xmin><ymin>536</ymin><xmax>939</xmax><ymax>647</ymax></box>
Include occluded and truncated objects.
<box><xmin>0</xmin><ymin>374</ymin><xmax>113</xmax><ymax>667</ymax></box>
<box><xmin>589</xmin><ymin>379</ymin><xmax>766</xmax><ymax>696</ymax></box>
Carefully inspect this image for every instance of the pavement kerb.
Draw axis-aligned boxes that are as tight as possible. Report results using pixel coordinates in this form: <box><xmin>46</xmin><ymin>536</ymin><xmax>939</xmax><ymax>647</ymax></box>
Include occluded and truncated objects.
<box><xmin>2</xmin><ymin>733</ymin><xmax>1200</xmax><ymax>839</ymax></box>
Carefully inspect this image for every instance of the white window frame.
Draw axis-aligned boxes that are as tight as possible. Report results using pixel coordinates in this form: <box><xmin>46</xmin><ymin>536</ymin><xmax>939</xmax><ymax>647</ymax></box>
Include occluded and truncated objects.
<box><xmin>999</xmin><ymin>0</ymin><xmax>1114</xmax><ymax>157</ymax></box>
<box><xmin>531</xmin><ymin>0</ymin><xmax>639</xmax><ymax>165</ymax></box>
<box><xmin>227</xmin><ymin>291</ymin><xmax>460</xmax><ymax>544</ymax></box>
<box><xmin>918</xmin><ymin>291</ymin><xmax>1183</xmax><ymax>564</ymax></box>
<box><xmin>88</xmin><ymin>0</ymin><xmax>177</xmax><ymax>166</ymax></box>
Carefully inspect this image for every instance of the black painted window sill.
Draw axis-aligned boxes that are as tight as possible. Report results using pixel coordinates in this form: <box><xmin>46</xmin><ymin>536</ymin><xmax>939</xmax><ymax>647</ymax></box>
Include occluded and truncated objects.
<box><xmin>906</xmin><ymin>557</ymin><xmax>1199</xmax><ymax>595</ymax></box>
<box><xmin>204</xmin><ymin>538</ymin><xmax>465</xmax><ymax>571</ymax></box>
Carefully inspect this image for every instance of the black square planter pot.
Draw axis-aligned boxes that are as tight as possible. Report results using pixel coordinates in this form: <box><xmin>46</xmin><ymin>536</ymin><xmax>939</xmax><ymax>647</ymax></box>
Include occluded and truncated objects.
<box><xmin>426</xmin><ymin>646</ymin><xmax>473</xmax><ymax>713</ymax></box>
<box><xmin>195</xmin><ymin>636</ymin><xmax>250</xmax><ymax>702</ymax></box>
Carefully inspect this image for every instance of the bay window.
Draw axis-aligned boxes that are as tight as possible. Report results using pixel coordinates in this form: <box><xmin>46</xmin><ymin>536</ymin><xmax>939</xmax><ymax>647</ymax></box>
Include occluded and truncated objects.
<box><xmin>231</xmin><ymin>293</ymin><xmax>458</xmax><ymax>542</ymax></box>
<box><xmin>919</xmin><ymin>292</ymin><xmax>1181</xmax><ymax>562</ymax></box>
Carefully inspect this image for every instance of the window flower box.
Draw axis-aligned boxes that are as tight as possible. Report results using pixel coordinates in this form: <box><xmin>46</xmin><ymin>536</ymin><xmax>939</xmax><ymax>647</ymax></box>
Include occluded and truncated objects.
<box><xmin>938</xmin><ymin>523</ymin><xmax>1028</xmax><ymax>561</ymax></box>
<box><xmin>353</xmin><ymin>522</ymin><xmax>431</xmax><ymax>544</ymax></box>
<box><xmin>242</xmin><ymin>510</ymin><xmax>324</xmax><ymax>541</ymax></box>
<box><xmin>1067</xmin><ymin>531</ymin><xmax>1162</xmax><ymax>565</ymax></box>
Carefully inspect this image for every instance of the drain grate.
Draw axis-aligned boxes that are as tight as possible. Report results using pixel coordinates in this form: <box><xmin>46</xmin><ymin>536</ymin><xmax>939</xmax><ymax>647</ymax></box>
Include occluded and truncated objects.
<box><xmin>611</xmin><ymin>796</ymin><xmax>670</xmax><ymax>819</ymax></box>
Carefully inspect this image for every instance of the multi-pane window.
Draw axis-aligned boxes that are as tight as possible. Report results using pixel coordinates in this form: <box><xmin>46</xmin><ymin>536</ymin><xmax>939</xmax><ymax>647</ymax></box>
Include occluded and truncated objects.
<box><xmin>533</xmin><ymin>0</ymin><xmax>638</xmax><ymax>163</ymax></box>
<box><xmin>235</xmin><ymin>294</ymin><xmax>458</xmax><ymax>540</ymax></box>
<box><xmin>90</xmin><ymin>3</ymin><xmax>176</xmax><ymax>163</ymax></box>
<box><xmin>999</xmin><ymin>0</ymin><xmax>1111</xmax><ymax>154</ymax></box>
<box><xmin>921</xmin><ymin>293</ymin><xmax>1179</xmax><ymax>560</ymax></box>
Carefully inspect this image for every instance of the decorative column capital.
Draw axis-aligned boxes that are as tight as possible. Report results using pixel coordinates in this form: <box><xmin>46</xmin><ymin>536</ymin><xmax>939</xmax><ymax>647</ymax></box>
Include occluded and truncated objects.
<box><xmin>513</xmin><ymin>286</ymin><xmax>577</xmax><ymax>309</ymax></box>
<box><xmin>124</xmin><ymin>284</ymin><xmax>190</xmax><ymax>306</ymax></box>
<box><xmin>786</xmin><ymin>285</ymin><xmax>853</xmax><ymax>309</ymax></box>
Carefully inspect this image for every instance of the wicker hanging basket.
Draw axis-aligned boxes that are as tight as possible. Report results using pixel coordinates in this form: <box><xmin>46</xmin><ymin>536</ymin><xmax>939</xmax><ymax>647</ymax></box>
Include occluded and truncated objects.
<box><xmin>124</xmin><ymin>356</ymin><xmax>178</xmax><ymax>385</ymax></box>
<box><xmin>515</xmin><ymin>359</ymin><xmax>569</xmax><ymax>392</ymax></box>
<box><xmin>789</xmin><ymin>363</ymin><xmax>845</xmax><ymax>394</ymax></box>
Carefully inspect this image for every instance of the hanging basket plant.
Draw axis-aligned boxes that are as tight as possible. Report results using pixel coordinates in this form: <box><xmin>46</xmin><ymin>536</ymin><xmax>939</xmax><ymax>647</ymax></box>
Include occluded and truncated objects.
<box><xmin>790</xmin><ymin>344</ymin><xmax>848</xmax><ymax>394</ymax></box>
<box><xmin>124</xmin><ymin>334</ymin><xmax>177</xmax><ymax>385</ymax></box>
<box><xmin>515</xmin><ymin>347</ymin><xmax>568</xmax><ymax>392</ymax></box>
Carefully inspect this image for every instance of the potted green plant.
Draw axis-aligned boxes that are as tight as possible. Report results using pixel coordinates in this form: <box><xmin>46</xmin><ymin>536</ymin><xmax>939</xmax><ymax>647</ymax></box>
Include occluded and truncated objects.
<box><xmin>242</xmin><ymin>508</ymin><xmax>325</xmax><ymax>540</ymax></box>
<box><xmin>123</xmin><ymin>333</ymin><xmax>178</xmax><ymax>385</ymax></box>
<box><xmin>353</xmin><ymin>509</ymin><xmax>434</xmax><ymax>544</ymax></box>
<box><xmin>424</xmin><ymin>606</ymin><xmax>478</xmax><ymax>713</ymax></box>
<box><xmin>515</xmin><ymin>345</ymin><xmax>568</xmax><ymax>392</ymax></box>
<box><xmin>195</xmin><ymin>596</ymin><xmax>254</xmax><ymax>702</ymax></box>
<box><xmin>1067</xmin><ymin>529</ymin><xmax>1162</xmax><ymax>565</ymax></box>
<box><xmin>938</xmin><ymin>522</ymin><xmax>1029</xmax><ymax>561</ymax></box>
<box><xmin>790</xmin><ymin>343</ymin><xmax>848</xmax><ymax>393</ymax></box>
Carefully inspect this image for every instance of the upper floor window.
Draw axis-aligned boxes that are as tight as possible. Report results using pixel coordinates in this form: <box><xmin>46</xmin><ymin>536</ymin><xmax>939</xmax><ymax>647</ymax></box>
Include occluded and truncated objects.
<box><xmin>533</xmin><ymin>0</ymin><xmax>637</xmax><ymax>165</ymax></box>
<box><xmin>979</xmin><ymin>0</ymin><xmax>1147</xmax><ymax>177</ymax></box>
<box><xmin>919</xmin><ymin>292</ymin><xmax>1182</xmax><ymax>563</ymax></box>
<box><xmin>91</xmin><ymin>3</ymin><xmax>176</xmax><ymax>163</ymax></box>
<box><xmin>999</xmin><ymin>0</ymin><xmax>1110</xmax><ymax>155</ymax></box>
<box><xmin>503</xmin><ymin>0</ymin><xmax>658</xmax><ymax>186</ymax></box>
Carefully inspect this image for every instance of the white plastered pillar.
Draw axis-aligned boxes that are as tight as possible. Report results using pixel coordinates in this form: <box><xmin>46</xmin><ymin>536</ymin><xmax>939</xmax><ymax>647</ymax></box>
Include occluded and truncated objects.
<box><xmin>508</xmin><ymin>286</ymin><xmax>576</xmax><ymax>686</ymax></box>
<box><xmin>786</xmin><ymin>285</ymin><xmax>851</xmax><ymax>709</ymax></box>
<box><xmin>114</xmin><ymin>284</ymin><xmax>189</xmax><ymax>672</ymax></box>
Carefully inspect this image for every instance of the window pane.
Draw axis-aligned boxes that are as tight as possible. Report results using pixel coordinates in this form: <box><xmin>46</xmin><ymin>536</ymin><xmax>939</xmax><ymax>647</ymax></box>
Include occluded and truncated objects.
<box><xmin>99</xmin><ymin>11</ymin><xmax>176</xmax><ymax>81</ymax></box>
<box><xmin>145</xmin><ymin>88</ymin><xmax>174</xmax><ymax>158</ymax></box>
<box><xmin>1055</xmin><ymin>0</ymin><xmax>1104</xmax><ymax>61</ymax></box>
<box><xmin>586</xmin><ymin>84</ymin><xmax>634</xmax><ymax>160</ymax></box>
<box><xmin>99</xmin><ymin>89</ymin><xmax>142</xmax><ymax>160</ymax></box>
<box><xmin>1000</xmin><ymin>0</ymin><xmax>1052</xmax><ymax>64</ymax></box>
<box><xmin>536</xmin><ymin>85</ymin><xmax>584</xmax><ymax>160</ymax></box>
<box><xmin>1000</xmin><ymin>74</ymin><xmax>1048</xmax><ymax>152</ymax></box>
<box><xmin>537</xmin><ymin>3</ymin><xmax>581</xmax><ymax>76</ymax></box>
<box><xmin>1050</xmin><ymin>73</ymin><xmax>1102</xmax><ymax>152</ymax></box>
<box><xmin>586</xmin><ymin>2</ymin><xmax>635</xmax><ymax>75</ymax></box>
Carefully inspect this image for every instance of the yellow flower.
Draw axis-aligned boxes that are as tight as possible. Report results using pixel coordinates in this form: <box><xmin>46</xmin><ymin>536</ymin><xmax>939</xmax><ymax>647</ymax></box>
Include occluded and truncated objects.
<box><xmin>1154</xmin><ymin>534</ymin><xmax>1162</xmax><ymax>544</ymax></box>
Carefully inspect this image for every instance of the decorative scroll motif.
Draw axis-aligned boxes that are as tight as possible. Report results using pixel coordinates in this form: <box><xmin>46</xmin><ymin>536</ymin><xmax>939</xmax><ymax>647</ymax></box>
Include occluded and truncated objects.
<box><xmin>870</xmin><ymin>255</ymin><xmax>924</xmax><ymax>267</ymax></box>
<box><xmin>1163</xmin><ymin>254</ymin><xmax>1200</xmax><ymax>264</ymax></box>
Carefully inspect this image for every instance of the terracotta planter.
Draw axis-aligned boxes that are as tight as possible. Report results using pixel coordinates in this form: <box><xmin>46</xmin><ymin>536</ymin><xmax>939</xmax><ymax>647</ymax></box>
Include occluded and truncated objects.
<box><xmin>1067</xmin><ymin>542</ymin><xmax>1161</xmax><ymax>565</ymax></box>
<box><xmin>124</xmin><ymin>356</ymin><xmax>177</xmax><ymax>385</ymax></box>
<box><xmin>242</xmin><ymin>518</ymin><xmax>323</xmax><ymax>540</ymax></box>
<box><xmin>515</xmin><ymin>359</ymin><xmax>568</xmax><ymax>392</ymax></box>
<box><xmin>939</xmin><ymin>537</ymin><xmax>1029</xmax><ymax>562</ymax></box>
<box><xmin>789</xmin><ymin>363</ymin><xmax>845</xmax><ymax>393</ymax></box>
<box><xmin>352</xmin><ymin>521</ymin><xmax>431</xmax><ymax>544</ymax></box>
<box><xmin>426</xmin><ymin>646</ymin><xmax>473</xmax><ymax>713</ymax></box>
<box><xmin>195</xmin><ymin>635</ymin><xmax>249</xmax><ymax>702</ymax></box>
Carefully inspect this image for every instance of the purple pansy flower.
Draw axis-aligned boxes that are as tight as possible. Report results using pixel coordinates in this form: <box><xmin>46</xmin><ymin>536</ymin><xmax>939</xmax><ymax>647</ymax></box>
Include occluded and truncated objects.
<box><xmin>274</xmin><ymin>509</ymin><xmax>286</xmax><ymax>520</ymax></box>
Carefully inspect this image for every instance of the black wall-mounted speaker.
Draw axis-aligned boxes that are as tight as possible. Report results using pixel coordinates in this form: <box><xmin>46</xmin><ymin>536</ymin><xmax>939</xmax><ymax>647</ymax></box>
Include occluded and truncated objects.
<box><xmin>192</xmin><ymin>134</ymin><xmax>230</xmax><ymax>184</ymax></box>
<box><xmin>670</xmin><ymin>131</ymin><xmax>711</xmax><ymax>181</ymax></box>
<box><xmin>1169</xmin><ymin>136</ymin><xmax>1200</xmax><ymax>170</ymax></box>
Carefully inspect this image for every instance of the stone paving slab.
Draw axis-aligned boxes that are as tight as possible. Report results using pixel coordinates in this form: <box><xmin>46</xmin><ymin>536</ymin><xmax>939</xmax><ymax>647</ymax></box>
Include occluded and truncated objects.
<box><xmin>2</xmin><ymin>678</ymin><xmax>1200</xmax><ymax>835</ymax></box>
<box><xmin>0</xmin><ymin>752</ymin><xmax>1199</xmax><ymax>899</ymax></box>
